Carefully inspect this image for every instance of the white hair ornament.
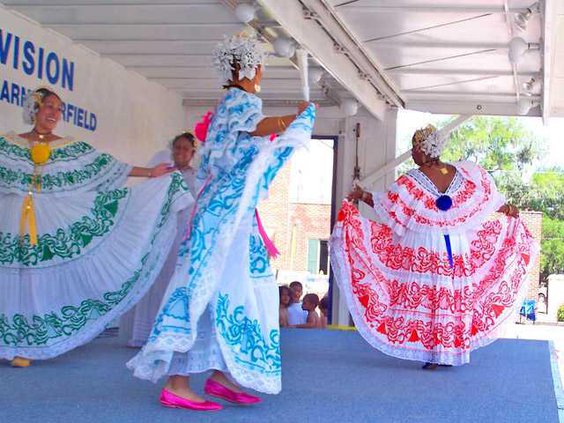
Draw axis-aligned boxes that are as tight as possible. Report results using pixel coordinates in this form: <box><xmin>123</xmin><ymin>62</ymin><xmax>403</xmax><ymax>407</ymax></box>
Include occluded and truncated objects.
<box><xmin>22</xmin><ymin>90</ymin><xmax>46</xmax><ymax>125</ymax></box>
<box><xmin>415</xmin><ymin>115</ymin><xmax>470</xmax><ymax>158</ymax></box>
<box><xmin>212</xmin><ymin>34</ymin><xmax>266</xmax><ymax>85</ymax></box>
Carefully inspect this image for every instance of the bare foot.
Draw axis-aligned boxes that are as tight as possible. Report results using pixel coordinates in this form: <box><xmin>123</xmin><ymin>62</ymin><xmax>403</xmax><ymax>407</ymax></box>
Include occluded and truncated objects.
<box><xmin>165</xmin><ymin>376</ymin><xmax>206</xmax><ymax>403</ymax></box>
<box><xmin>210</xmin><ymin>371</ymin><xmax>243</xmax><ymax>393</ymax></box>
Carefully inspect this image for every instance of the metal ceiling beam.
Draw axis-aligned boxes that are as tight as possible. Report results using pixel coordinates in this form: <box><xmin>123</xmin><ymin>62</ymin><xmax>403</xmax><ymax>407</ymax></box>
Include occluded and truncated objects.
<box><xmin>363</xmin><ymin>14</ymin><xmax>492</xmax><ymax>43</ymax></box>
<box><xmin>74</xmin><ymin>38</ymin><xmax>225</xmax><ymax>42</ymax></box>
<box><xmin>103</xmin><ymin>55</ymin><xmax>211</xmax><ymax>67</ymax></box>
<box><xmin>407</xmin><ymin>100</ymin><xmax>541</xmax><ymax>116</ymax></box>
<box><xmin>384</xmin><ymin>49</ymin><xmax>499</xmax><ymax>71</ymax></box>
<box><xmin>106</xmin><ymin>52</ymin><xmax>210</xmax><ymax>56</ymax></box>
<box><xmin>406</xmin><ymin>91</ymin><xmax>541</xmax><ymax>99</ymax></box>
<box><xmin>403</xmin><ymin>76</ymin><xmax>502</xmax><ymax>91</ymax></box>
<box><xmin>127</xmin><ymin>65</ymin><xmax>295</xmax><ymax>70</ymax></box>
<box><xmin>219</xmin><ymin>0</ymin><xmax>343</xmax><ymax>108</ymax></box>
<box><xmin>2</xmin><ymin>1</ymin><xmax>214</xmax><ymax>5</ymax></box>
<box><xmin>541</xmin><ymin>0</ymin><xmax>555</xmax><ymax>121</ymax></box>
<box><xmin>503</xmin><ymin>0</ymin><xmax>521</xmax><ymax>104</ymax></box>
<box><xmin>333</xmin><ymin>3</ymin><xmax>537</xmax><ymax>14</ymax></box>
<box><xmin>47</xmin><ymin>24</ymin><xmax>244</xmax><ymax>41</ymax></box>
<box><xmin>48</xmin><ymin>23</ymin><xmax>241</xmax><ymax>27</ymax></box>
<box><xmin>183</xmin><ymin>97</ymin><xmax>337</xmax><ymax>108</ymax></box>
<box><xmin>368</xmin><ymin>41</ymin><xmax>510</xmax><ymax>49</ymax></box>
<box><xmin>388</xmin><ymin>68</ymin><xmax>536</xmax><ymax>77</ymax></box>
<box><xmin>141</xmin><ymin>75</ymin><xmax>301</xmax><ymax>80</ymax></box>
<box><xmin>257</xmin><ymin>0</ymin><xmax>398</xmax><ymax>121</ymax></box>
<box><xmin>300</xmin><ymin>0</ymin><xmax>403</xmax><ymax>108</ymax></box>
<box><xmin>4</xmin><ymin>2</ymin><xmax>234</xmax><ymax>6</ymax></box>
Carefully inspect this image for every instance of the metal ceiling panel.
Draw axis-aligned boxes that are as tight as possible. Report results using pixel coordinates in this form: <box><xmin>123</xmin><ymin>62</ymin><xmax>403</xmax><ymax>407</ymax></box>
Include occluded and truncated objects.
<box><xmin>1</xmin><ymin>0</ymin><xmax>328</xmax><ymax>104</ymax></box>
<box><xmin>5</xmin><ymin>4</ymin><xmax>237</xmax><ymax>25</ymax></box>
<box><xmin>325</xmin><ymin>0</ymin><xmax>545</xmax><ymax>115</ymax></box>
<box><xmin>2</xmin><ymin>0</ymin><xmax>560</xmax><ymax>115</ymax></box>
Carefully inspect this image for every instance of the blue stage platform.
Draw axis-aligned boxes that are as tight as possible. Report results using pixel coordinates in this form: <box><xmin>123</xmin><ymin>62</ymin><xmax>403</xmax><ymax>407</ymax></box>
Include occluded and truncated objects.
<box><xmin>1</xmin><ymin>329</ymin><xmax>560</xmax><ymax>423</ymax></box>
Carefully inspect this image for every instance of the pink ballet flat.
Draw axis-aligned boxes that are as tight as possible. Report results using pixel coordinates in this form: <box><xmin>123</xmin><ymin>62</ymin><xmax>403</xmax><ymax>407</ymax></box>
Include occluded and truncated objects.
<box><xmin>159</xmin><ymin>388</ymin><xmax>222</xmax><ymax>411</ymax></box>
<box><xmin>204</xmin><ymin>378</ymin><xmax>262</xmax><ymax>405</ymax></box>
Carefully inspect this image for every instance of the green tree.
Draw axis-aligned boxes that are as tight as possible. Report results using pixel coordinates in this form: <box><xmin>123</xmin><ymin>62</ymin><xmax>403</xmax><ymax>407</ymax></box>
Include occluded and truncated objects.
<box><xmin>442</xmin><ymin>116</ymin><xmax>544</xmax><ymax>181</ymax></box>
<box><xmin>540</xmin><ymin>216</ymin><xmax>564</xmax><ymax>278</ymax></box>
<box><xmin>528</xmin><ymin>170</ymin><xmax>564</xmax><ymax>220</ymax></box>
<box><xmin>514</xmin><ymin>170</ymin><xmax>564</xmax><ymax>281</ymax></box>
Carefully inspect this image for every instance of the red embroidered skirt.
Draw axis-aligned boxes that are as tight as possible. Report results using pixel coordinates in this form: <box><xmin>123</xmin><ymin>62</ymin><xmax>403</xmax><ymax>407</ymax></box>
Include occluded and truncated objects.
<box><xmin>330</xmin><ymin>201</ymin><xmax>537</xmax><ymax>365</ymax></box>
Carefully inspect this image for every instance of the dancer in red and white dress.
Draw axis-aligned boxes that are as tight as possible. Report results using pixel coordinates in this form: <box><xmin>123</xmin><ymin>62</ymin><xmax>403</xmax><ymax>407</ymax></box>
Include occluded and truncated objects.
<box><xmin>330</xmin><ymin>124</ymin><xmax>538</xmax><ymax>369</ymax></box>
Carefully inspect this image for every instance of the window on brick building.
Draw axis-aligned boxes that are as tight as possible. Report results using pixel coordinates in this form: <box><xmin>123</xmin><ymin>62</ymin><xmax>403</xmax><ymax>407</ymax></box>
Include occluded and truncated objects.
<box><xmin>308</xmin><ymin>239</ymin><xmax>329</xmax><ymax>274</ymax></box>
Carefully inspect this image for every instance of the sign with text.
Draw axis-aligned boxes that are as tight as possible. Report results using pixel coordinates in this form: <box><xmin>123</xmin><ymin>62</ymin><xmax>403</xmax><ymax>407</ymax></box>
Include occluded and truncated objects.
<box><xmin>0</xmin><ymin>27</ymin><xmax>97</xmax><ymax>132</ymax></box>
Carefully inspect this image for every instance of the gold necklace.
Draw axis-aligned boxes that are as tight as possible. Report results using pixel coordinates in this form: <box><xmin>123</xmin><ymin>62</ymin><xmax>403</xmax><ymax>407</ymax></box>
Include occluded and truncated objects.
<box><xmin>31</xmin><ymin>128</ymin><xmax>52</xmax><ymax>142</ymax></box>
<box><xmin>425</xmin><ymin>160</ymin><xmax>449</xmax><ymax>175</ymax></box>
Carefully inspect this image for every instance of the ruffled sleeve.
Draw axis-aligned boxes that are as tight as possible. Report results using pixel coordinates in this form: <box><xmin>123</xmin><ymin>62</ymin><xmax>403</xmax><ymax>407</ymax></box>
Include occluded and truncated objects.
<box><xmin>371</xmin><ymin>175</ymin><xmax>416</xmax><ymax>237</ymax></box>
<box><xmin>370</xmin><ymin>161</ymin><xmax>506</xmax><ymax>236</ymax></box>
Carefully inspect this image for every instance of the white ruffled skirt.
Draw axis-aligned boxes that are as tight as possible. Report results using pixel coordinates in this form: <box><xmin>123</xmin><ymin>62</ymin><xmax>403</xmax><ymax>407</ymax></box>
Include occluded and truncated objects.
<box><xmin>0</xmin><ymin>173</ymin><xmax>192</xmax><ymax>360</ymax></box>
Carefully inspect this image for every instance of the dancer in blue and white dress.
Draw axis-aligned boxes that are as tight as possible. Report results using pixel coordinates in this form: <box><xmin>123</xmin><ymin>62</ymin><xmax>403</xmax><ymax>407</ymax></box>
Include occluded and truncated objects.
<box><xmin>128</xmin><ymin>34</ymin><xmax>316</xmax><ymax>411</ymax></box>
<box><xmin>0</xmin><ymin>88</ymin><xmax>193</xmax><ymax>368</ymax></box>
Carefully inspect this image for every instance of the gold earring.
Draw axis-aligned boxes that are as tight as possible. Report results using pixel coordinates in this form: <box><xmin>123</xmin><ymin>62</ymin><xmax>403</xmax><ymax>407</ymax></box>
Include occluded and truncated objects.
<box><xmin>254</xmin><ymin>84</ymin><xmax>261</xmax><ymax>93</ymax></box>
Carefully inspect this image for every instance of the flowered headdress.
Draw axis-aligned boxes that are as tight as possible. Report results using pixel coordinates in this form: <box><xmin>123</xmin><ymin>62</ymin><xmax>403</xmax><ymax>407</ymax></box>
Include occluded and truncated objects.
<box><xmin>22</xmin><ymin>87</ymin><xmax>58</xmax><ymax>125</ymax></box>
<box><xmin>212</xmin><ymin>33</ymin><xmax>266</xmax><ymax>85</ymax></box>
<box><xmin>412</xmin><ymin>115</ymin><xmax>470</xmax><ymax>158</ymax></box>
<box><xmin>412</xmin><ymin>124</ymin><xmax>445</xmax><ymax>158</ymax></box>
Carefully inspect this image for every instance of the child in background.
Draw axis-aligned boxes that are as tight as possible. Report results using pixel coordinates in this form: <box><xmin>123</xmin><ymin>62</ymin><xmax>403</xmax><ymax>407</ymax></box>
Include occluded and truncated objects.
<box><xmin>279</xmin><ymin>285</ymin><xmax>291</xmax><ymax>327</ymax></box>
<box><xmin>318</xmin><ymin>296</ymin><xmax>328</xmax><ymax>329</ymax></box>
<box><xmin>287</xmin><ymin>281</ymin><xmax>308</xmax><ymax>325</ymax></box>
<box><xmin>293</xmin><ymin>294</ymin><xmax>320</xmax><ymax>329</ymax></box>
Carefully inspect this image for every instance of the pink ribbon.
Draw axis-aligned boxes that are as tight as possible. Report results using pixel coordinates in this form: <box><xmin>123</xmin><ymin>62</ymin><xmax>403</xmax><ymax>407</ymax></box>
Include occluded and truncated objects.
<box><xmin>194</xmin><ymin>111</ymin><xmax>214</xmax><ymax>143</ymax></box>
<box><xmin>255</xmin><ymin>210</ymin><xmax>280</xmax><ymax>258</ymax></box>
<box><xmin>184</xmin><ymin>174</ymin><xmax>212</xmax><ymax>240</ymax></box>
<box><xmin>184</xmin><ymin>178</ymin><xmax>280</xmax><ymax>260</ymax></box>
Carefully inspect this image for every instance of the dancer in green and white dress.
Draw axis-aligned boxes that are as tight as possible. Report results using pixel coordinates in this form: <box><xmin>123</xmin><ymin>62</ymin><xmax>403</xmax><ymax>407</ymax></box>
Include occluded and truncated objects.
<box><xmin>0</xmin><ymin>87</ymin><xmax>193</xmax><ymax>367</ymax></box>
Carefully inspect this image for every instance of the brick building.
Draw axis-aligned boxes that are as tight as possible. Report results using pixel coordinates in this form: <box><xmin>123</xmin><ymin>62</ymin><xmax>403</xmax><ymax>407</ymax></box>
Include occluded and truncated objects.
<box><xmin>519</xmin><ymin>211</ymin><xmax>543</xmax><ymax>300</ymax></box>
<box><xmin>259</xmin><ymin>162</ymin><xmax>332</xmax><ymax>274</ymax></box>
<box><xmin>258</xmin><ymin>139</ymin><xmax>334</xmax><ymax>296</ymax></box>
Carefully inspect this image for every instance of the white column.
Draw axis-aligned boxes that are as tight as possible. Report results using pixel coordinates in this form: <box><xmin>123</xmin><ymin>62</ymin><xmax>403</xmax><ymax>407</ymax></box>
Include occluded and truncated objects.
<box><xmin>330</xmin><ymin>107</ymin><xmax>398</xmax><ymax>326</ymax></box>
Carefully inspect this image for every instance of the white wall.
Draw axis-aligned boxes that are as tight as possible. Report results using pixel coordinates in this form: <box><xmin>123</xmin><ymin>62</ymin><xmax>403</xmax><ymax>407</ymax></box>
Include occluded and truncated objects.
<box><xmin>0</xmin><ymin>7</ymin><xmax>186</xmax><ymax>165</ymax></box>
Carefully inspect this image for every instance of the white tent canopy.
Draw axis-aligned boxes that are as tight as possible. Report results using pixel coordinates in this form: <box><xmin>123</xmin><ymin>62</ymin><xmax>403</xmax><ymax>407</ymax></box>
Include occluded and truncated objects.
<box><xmin>2</xmin><ymin>0</ymin><xmax>561</xmax><ymax>118</ymax></box>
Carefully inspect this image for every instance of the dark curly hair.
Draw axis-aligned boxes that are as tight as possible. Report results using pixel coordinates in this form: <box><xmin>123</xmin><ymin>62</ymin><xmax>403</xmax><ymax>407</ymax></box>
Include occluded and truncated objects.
<box><xmin>171</xmin><ymin>132</ymin><xmax>196</xmax><ymax>148</ymax></box>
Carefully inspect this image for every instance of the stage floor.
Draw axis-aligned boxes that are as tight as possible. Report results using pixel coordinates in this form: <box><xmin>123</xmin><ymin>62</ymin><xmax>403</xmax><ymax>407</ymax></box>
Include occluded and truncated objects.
<box><xmin>1</xmin><ymin>329</ymin><xmax>560</xmax><ymax>423</ymax></box>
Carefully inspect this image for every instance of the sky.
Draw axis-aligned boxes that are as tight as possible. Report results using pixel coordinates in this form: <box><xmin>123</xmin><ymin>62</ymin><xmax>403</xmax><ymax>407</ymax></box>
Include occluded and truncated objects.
<box><xmin>397</xmin><ymin>110</ymin><xmax>564</xmax><ymax>170</ymax></box>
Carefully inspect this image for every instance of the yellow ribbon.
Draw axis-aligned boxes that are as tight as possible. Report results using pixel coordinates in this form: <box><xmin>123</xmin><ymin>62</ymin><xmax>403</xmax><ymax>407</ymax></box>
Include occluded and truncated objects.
<box><xmin>20</xmin><ymin>192</ymin><xmax>38</xmax><ymax>245</ymax></box>
<box><xmin>327</xmin><ymin>324</ymin><xmax>357</xmax><ymax>332</ymax></box>
<box><xmin>19</xmin><ymin>142</ymin><xmax>50</xmax><ymax>246</ymax></box>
